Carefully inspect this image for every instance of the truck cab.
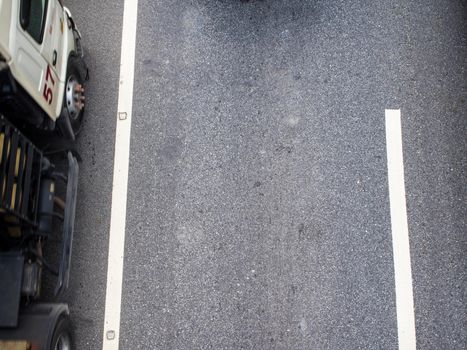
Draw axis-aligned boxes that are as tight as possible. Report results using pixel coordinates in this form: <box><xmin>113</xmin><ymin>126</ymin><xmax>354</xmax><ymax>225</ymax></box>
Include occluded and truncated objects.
<box><xmin>0</xmin><ymin>0</ymin><xmax>87</xmax><ymax>140</ymax></box>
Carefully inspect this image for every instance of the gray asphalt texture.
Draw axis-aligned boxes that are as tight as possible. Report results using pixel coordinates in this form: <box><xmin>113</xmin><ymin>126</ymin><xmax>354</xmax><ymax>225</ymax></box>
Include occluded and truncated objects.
<box><xmin>61</xmin><ymin>0</ymin><xmax>124</xmax><ymax>348</ymax></box>
<box><xmin>66</xmin><ymin>0</ymin><xmax>466</xmax><ymax>349</ymax></box>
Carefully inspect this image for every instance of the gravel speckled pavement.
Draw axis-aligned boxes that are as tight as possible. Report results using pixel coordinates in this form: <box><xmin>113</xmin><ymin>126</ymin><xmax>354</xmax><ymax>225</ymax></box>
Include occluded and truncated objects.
<box><xmin>66</xmin><ymin>1</ymin><xmax>466</xmax><ymax>349</ymax></box>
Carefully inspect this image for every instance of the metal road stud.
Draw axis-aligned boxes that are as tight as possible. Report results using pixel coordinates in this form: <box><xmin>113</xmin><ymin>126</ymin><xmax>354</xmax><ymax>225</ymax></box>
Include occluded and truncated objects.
<box><xmin>106</xmin><ymin>330</ymin><xmax>116</xmax><ymax>340</ymax></box>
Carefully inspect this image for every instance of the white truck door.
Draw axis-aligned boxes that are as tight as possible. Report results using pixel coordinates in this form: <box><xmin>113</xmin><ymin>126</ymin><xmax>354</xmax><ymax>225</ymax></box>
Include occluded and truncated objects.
<box><xmin>12</xmin><ymin>0</ymin><xmax>61</xmax><ymax>120</ymax></box>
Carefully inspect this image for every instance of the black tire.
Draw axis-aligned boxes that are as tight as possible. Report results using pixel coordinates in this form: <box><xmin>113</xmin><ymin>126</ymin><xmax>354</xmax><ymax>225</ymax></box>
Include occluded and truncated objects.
<box><xmin>50</xmin><ymin>315</ymin><xmax>73</xmax><ymax>350</ymax></box>
<box><xmin>62</xmin><ymin>55</ymin><xmax>86</xmax><ymax>138</ymax></box>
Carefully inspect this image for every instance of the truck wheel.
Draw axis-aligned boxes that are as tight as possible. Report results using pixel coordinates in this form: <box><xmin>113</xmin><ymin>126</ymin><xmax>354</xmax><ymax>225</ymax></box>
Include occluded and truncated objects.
<box><xmin>63</xmin><ymin>55</ymin><xmax>86</xmax><ymax>137</ymax></box>
<box><xmin>50</xmin><ymin>315</ymin><xmax>73</xmax><ymax>350</ymax></box>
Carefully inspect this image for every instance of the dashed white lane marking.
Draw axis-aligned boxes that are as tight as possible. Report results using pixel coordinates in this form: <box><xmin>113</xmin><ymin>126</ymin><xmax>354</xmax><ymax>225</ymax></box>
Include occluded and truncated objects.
<box><xmin>102</xmin><ymin>0</ymin><xmax>139</xmax><ymax>348</ymax></box>
<box><xmin>385</xmin><ymin>109</ymin><xmax>417</xmax><ymax>350</ymax></box>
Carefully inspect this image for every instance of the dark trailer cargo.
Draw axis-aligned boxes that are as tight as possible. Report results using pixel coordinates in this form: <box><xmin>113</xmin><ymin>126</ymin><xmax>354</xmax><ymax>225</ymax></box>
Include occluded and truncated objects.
<box><xmin>0</xmin><ymin>116</ymin><xmax>79</xmax><ymax>350</ymax></box>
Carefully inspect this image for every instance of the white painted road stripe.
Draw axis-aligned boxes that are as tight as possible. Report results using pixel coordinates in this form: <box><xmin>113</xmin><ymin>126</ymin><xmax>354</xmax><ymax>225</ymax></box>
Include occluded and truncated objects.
<box><xmin>102</xmin><ymin>0</ymin><xmax>139</xmax><ymax>348</ymax></box>
<box><xmin>385</xmin><ymin>109</ymin><xmax>417</xmax><ymax>350</ymax></box>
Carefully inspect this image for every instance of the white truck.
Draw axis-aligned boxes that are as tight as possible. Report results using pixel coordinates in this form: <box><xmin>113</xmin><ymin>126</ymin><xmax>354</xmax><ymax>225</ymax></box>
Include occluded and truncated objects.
<box><xmin>0</xmin><ymin>0</ymin><xmax>87</xmax><ymax>141</ymax></box>
<box><xmin>0</xmin><ymin>1</ymin><xmax>86</xmax><ymax>349</ymax></box>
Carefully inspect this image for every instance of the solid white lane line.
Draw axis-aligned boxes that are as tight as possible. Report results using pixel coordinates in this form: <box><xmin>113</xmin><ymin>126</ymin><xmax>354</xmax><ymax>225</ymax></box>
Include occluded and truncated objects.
<box><xmin>102</xmin><ymin>0</ymin><xmax>139</xmax><ymax>348</ymax></box>
<box><xmin>385</xmin><ymin>109</ymin><xmax>417</xmax><ymax>350</ymax></box>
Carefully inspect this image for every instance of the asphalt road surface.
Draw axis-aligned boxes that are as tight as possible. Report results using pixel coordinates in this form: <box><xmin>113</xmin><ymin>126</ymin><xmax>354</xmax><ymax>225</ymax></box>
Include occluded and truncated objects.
<box><xmin>65</xmin><ymin>0</ymin><xmax>466</xmax><ymax>349</ymax></box>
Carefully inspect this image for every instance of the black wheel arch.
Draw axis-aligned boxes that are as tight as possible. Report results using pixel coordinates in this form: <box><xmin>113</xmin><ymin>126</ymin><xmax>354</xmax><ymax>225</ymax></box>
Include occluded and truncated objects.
<box><xmin>0</xmin><ymin>303</ymin><xmax>71</xmax><ymax>349</ymax></box>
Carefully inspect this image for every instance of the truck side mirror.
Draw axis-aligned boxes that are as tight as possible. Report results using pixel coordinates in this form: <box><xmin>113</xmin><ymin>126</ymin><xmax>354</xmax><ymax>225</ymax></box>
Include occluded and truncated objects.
<box><xmin>20</xmin><ymin>0</ymin><xmax>31</xmax><ymax>29</ymax></box>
